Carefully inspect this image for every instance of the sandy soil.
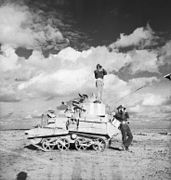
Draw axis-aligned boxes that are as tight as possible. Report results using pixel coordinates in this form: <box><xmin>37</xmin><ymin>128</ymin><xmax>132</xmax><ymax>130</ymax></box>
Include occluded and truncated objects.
<box><xmin>0</xmin><ymin>128</ymin><xmax>171</xmax><ymax>180</ymax></box>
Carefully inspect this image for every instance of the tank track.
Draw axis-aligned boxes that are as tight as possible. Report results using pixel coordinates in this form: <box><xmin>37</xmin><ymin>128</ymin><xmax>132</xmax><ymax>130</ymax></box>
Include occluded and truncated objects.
<box><xmin>29</xmin><ymin>132</ymin><xmax>110</xmax><ymax>152</ymax></box>
<box><xmin>29</xmin><ymin>135</ymin><xmax>70</xmax><ymax>152</ymax></box>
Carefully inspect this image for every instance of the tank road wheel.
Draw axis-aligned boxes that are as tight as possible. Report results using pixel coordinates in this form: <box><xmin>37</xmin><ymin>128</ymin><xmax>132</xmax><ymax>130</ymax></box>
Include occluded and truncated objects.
<box><xmin>75</xmin><ymin>138</ymin><xmax>88</xmax><ymax>151</ymax></box>
<box><xmin>57</xmin><ymin>138</ymin><xmax>70</xmax><ymax>151</ymax></box>
<box><xmin>42</xmin><ymin>138</ymin><xmax>56</xmax><ymax>151</ymax></box>
<box><xmin>92</xmin><ymin>138</ymin><xmax>106</xmax><ymax>151</ymax></box>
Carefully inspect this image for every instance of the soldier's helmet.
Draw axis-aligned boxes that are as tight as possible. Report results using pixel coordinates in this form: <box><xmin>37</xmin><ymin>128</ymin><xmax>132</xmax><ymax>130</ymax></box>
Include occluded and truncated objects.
<box><xmin>117</xmin><ymin>105</ymin><xmax>126</xmax><ymax>110</ymax></box>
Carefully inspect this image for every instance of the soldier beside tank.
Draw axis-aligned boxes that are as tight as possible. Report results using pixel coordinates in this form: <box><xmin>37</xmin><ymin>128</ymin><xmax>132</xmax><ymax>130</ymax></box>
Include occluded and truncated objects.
<box><xmin>114</xmin><ymin>105</ymin><xmax>133</xmax><ymax>151</ymax></box>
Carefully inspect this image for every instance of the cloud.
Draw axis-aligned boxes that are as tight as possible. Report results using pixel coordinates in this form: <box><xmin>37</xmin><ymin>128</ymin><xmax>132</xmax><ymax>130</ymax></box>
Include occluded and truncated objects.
<box><xmin>56</xmin><ymin>46</ymin><xmax>160</xmax><ymax>74</ymax></box>
<box><xmin>129</xmin><ymin>104</ymin><xmax>171</xmax><ymax>121</ymax></box>
<box><xmin>57</xmin><ymin>47</ymin><xmax>92</xmax><ymax>62</ymax></box>
<box><xmin>103</xmin><ymin>74</ymin><xmax>131</xmax><ymax>103</ymax></box>
<box><xmin>164</xmin><ymin>96</ymin><xmax>171</xmax><ymax>105</ymax></box>
<box><xmin>109</xmin><ymin>25</ymin><xmax>156</xmax><ymax>49</ymax></box>
<box><xmin>0</xmin><ymin>79</ymin><xmax>21</xmax><ymax>102</ymax></box>
<box><xmin>0</xmin><ymin>94</ymin><xmax>20</xmax><ymax>102</ymax></box>
<box><xmin>15</xmin><ymin>46</ymin><xmax>154</xmax><ymax>102</ymax></box>
<box><xmin>128</xmin><ymin>76</ymin><xmax>159</xmax><ymax>90</ymax></box>
<box><xmin>0</xmin><ymin>43</ymin><xmax>162</xmax><ymax>105</ymax></box>
<box><xmin>159</xmin><ymin>40</ymin><xmax>171</xmax><ymax>65</ymax></box>
<box><xmin>129</xmin><ymin>104</ymin><xmax>142</xmax><ymax>113</ymax></box>
<box><xmin>0</xmin><ymin>24</ymin><xmax>169</xmax><ymax>117</ymax></box>
<box><xmin>18</xmin><ymin>68</ymin><xmax>91</xmax><ymax>97</ymax></box>
<box><xmin>142</xmin><ymin>93</ymin><xmax>166</xmax><ymax>106</ymax></box>
<box><xmin>0</xmin><ymin>2</ymin><xmax>67</xmax><ymax>49</ymax></box>
<box><xmin>128</xmin><ymin>92</ymin><xmax>167</xmax><ymax>107</ymax></box>
<box><xmin>0</xmin><ymin>44</ymin><xmax>21</xmax><ymax>72</ymax></box>
<box><xmin>127</xmin><ymin>93</ymin><xmax>171</xmax><ymax>121</ymax></box>
<box><xmin>127</xmin><ymin>49</ymin><xmax>159</xmax><ymax>73</ymax></box>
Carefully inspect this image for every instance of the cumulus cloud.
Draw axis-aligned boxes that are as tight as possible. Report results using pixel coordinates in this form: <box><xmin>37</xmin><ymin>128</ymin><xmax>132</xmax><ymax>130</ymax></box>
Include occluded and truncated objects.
<box><xmin>16</xmin><ymin>48</ymin><xmax>131</xmax><ymax>102</ymax></box>
<box><xmin>18</xmin><ymin>68</ymin><xmax>91</xmax><ymax>97</ymax></box>
<box><xmin>109</xmin><ymin>25</ymin><xmax>156</xmax><ymax>49</ymax></box>
<box><xmin>128</xmin><ymin>92</ymin><xmax>167</xmax><ymax>107</ymax></box>
<box><xmin>0</xmin><ymin>93</ymin><xmax>20</xmax><ymax>102</ymax></box>
<box><xmin>127</xmin><ymin>49</ymin><xmax>159</xmax><ymax>73</ymax></box>
<box><xmin>142</xmin><ymin>93</ymin><xmax>166</xmax><ymax>106</ymax></box>
<box><xmin>57</xmin><ymin>47</ymin><xmax>92</xmax><ymax>62</ymax></box>
<box><xmin>103</xmin><ymin>74</ymin><xmax>131</xmax><ymax>103</ymax></box>
<box><xmin>127</xmin><ymin>92</ymin><xmax>171</xmax><ymax>121</ymax></box>
<box><xmin>0</xmin><ymin>78</ymin><xmax>21</xmax><ymax>102</ymax></box>
<box><xmin>0</xmin><ymin>43</ymin><xmax>162</xmax><ymax>105</ymax></box>
<box><xmin>0</xmin><ymin>20</ymin><xmax>170</xmax><ymax>124</ymax></box>
<box><xmin>159</xmin><ymin>40</ymin><xmax>171</xmax><ymax>65</ymax></box>
<box><xmin>0</xmin><ymin>2</ymin><xmax>67</xmax><ymax>49</ymax></box>
<box><xmin>56</xmin><ymin>46</ymin><xmax>160</xmax><ymax>74</ymax></box>
<box><xmin>128</xmin><ymin>77</ymin><xmax>159</xmax><ymax>90</ymax></box>
<box><xmin>129</xmin><ymin>104</ymin><xmax>142</xmax><ymax>113</ymax></box>
<box><xmin>14</xmin><ymin>46</ymin><xmax>159</xmax><ymax>103</ymax></box>
<box><xmin>0</xmin><ymin>4</ymin><xmax>34</xmax><ymax>48</ymax></box>
<box><xmin>0</xmin><ymin>44</ymin><xmax>21</xmax><ymax>72</ymax></box>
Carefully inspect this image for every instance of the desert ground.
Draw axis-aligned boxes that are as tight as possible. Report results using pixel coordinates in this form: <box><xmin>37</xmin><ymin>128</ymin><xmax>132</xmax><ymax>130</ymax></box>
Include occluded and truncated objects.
<box><xmin>0</xmin><ymin>120</ymin><xmax>171</xmax><ymax>180</ymax></box>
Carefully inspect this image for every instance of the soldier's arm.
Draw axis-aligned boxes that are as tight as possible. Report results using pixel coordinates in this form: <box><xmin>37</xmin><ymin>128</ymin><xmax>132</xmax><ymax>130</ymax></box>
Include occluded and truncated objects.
<box><xmin>103</xmin><ymin>69</ymin><xmax>107</xmax><ymax>75</ymax></box>
<box><xmin>114</xmin><ymin>113</ymin><xmax>121</xmax><ymax>121</ymax></box>
<box><xmin>125</xmin><ymin>112</ymin><xmax>129</xmax><ymax>119</ymax></box>
<box><xmin>94</xmin><ymin>70</ymin><xmax>97</xmax><ymax>79</ymax></box>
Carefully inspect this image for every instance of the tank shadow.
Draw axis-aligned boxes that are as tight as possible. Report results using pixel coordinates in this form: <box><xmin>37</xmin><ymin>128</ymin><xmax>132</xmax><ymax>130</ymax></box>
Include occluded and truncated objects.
<box><xmin>108</xmin><ymin>146</ymin><xmax>122</xmax><ymax>151</ymax></box>
<box><xmin>24</xmin><ymin>144</ymin><xmax>38</xmax><ymax>151</ymax></box>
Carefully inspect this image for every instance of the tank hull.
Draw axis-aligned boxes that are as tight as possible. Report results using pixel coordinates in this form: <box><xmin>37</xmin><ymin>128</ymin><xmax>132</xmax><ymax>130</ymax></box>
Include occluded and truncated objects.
<box><xmin>25</xmin><ymin>120</ymin><xmax>120</xmax><ymax>152</ymax></box>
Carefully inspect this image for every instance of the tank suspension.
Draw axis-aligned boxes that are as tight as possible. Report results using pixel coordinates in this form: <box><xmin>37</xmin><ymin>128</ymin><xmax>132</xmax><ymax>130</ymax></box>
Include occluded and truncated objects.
<box><xmin>57</xmin><ymin>138</ymin><xmax>70</xmax><ymax>151</ymax></box>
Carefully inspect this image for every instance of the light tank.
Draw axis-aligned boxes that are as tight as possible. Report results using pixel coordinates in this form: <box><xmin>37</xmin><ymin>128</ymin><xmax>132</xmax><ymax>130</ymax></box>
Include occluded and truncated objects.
<box><xmin>25</xmin><ymin>94</ymin><xmax>121</xmax><ymax>151</ymax></box>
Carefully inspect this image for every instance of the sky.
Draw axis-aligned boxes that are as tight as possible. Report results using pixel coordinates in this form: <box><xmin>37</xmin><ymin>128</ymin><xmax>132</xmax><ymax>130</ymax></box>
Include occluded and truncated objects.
<box><xmin>0</xmin><ymin>0</ymin><xmax>171</xmax><ymax>125</ymax></box>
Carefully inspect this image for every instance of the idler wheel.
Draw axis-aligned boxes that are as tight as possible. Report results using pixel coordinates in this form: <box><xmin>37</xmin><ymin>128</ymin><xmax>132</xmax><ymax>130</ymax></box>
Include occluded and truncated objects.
<box><xmin>75</xmin><ymin>138</ymin><xmax>88</xmax><ymax>150</ymax></box>
<box><xmin>92</xmin><ymin>138</ymin><xmax>106</xmax><ymax>151</ymax></box>
<box><xmin>42</xmin><ymin>138</ymin><xmax>56</xmax><ymax>151</ymax></box>
<box><xmin>57</xmin><ymin>138</ymin><xmax>70</xmax><ymax>151</ymax></box>
<box><xmin>30</xmin><ymin>138</ymin><xmax>42</xmax><ymax>145</ymax></box>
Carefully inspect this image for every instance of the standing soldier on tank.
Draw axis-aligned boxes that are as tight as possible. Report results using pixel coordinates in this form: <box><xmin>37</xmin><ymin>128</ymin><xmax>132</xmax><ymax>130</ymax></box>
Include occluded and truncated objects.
<box><xmin>114</xmin><ymin>105</ymin><xmax>133</xmax><ymax>151</ymax></box>
<box><xmin>94</xmin><ymin>64</ymin><xmax>107</xmax><ymax>102</ymax></box>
